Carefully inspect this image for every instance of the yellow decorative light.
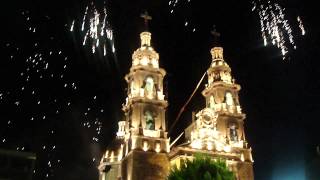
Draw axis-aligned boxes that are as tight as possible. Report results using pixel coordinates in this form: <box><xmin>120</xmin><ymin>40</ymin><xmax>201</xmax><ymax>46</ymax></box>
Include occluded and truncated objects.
<box><xmin>207</xmin><ymin>142</ymin><xmax>213</xmax><ymax>150</ymax></box>
<box><xmin>131</xmin><ymin>138</ymin><xmax>136</xmax><ymax>150</ymax></box>
<box><xmin>104</xmin><ymin>150</ymin><xmax>109</xmax><ymax>159</ymax></box>
<box><xmin>191</xmin><ymin>140</ymin><xmax>202</xmax><ymax>149</ymax></box>
<box><xmin>241</xmin><ymin>153</ymin><xmax>245</xmax><ymax>162</ymax></box>
<box><xmin>151</xmin><ymin>58</ymin><xmax>159</xmax><ymax>68</ymax></box>
<box><xmin>225</xmin><ymin>92</ymin><xmax>234</xmax><ymax>106</ymax></box>
<box><xmin>236</xmin><ymin>105</ymin><xmax>242</xmax><ymax>113</ymax></box>
<box><xmin>250</xmin><ymin>151</ymin><xmax>254</xmax><ymax>162</ymax></box>
<box><xmin>110</xmin><ymin>151</ymin><xmax>114</xmax><ymax>162</ymax></box>
<box><xmin>133</xmin><ymin>59</ymin><xmax>139</xmax><ymax>66</ymax></box>
<box><xmin>157</xmin><ymin>91</ymin><xmax>165</xmax><ymax>100</ymax></box>
<box><xmin>118</xmin><ymin>147</ymin><xmax>123</xmax><ymax>161</ymax></box>
<box><xmin>216</xmin><ymin>145</ymin><xmax>222</xmax><ymax>151</ymax></box>
<box><xmin>155</xmin><ymin>143</ymin><xmax>161</xmax><ymax>153</ymax></box>
<box><xmin>143</xmin><ymin>141</ymin><xmax>149</xmax><ymax>151</ymax></box>
<box><xmin>223</xmin><ymin>145</ymin><xmax>231</xmax><ymax>153</ymax></box>
<box><xmin>140</xmin><ymin>57</ymin><xmax>148</xmax><ymax>66</ymax></box>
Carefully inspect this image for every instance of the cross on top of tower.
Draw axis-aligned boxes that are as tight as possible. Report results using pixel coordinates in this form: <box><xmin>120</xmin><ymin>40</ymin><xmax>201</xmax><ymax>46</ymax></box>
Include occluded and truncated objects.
<box><xmin>211</xmin><ymin>25</ymin><xmax>221</xmax><ymax>46</ymax></box>
<box><xmin>140</xmin><ymin>11</ymin><xmax>152</xmax><ymax>30</ymax></box>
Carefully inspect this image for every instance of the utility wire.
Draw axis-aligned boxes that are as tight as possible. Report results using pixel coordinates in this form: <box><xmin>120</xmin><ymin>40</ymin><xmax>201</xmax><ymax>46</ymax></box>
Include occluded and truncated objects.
<box><xmin>168</xmin><ymin>71</ymin><xmax>206</xmax><ymax>134</ymax></box>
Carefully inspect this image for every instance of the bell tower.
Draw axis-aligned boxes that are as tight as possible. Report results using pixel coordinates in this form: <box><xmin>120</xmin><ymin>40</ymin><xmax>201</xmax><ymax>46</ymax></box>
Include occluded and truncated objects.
<box><xmin>169</xmin><ymin>28</ymin><xmax>254</xmax><ymax>180</ymax></box>
<box><xmin>202</xmin><ymin>28</ymin><xmax>245</xmax><ymax>146</ymax></box>
<box><xmin>120</xmin><ymin>11</ymin><xmax>170</xmax><ymax>180</ymax></box>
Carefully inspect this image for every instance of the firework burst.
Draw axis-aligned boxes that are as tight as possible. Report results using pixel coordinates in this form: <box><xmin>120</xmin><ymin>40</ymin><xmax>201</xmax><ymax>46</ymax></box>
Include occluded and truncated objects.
<box><xmin>70</xmin><ymin>2</ymin><xmax>115</xmax><ymax>56</ymax></box>
<box><xmin>1</xmin><ymin>8</ymin><xmax>107</xmax><ymax>179</ymax></box>
<box><xmin>252</xmin><ymin>0</ymin><xmax>306</xmax><ymax>59</ymax></box>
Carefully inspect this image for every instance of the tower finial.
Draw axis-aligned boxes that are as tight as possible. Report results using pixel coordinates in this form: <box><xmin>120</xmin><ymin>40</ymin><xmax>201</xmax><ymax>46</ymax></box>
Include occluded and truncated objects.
<box><xmin>211</xmin><ymin>25</ymin><xmax>221</xmax><ymax>47</ymax></box>
<box><xmin>140</xmin><ymin>11</ymin><xmax>152</xmax><ymax>31</ymax></box>
<box><xmin>210</xmin><ymin>25</ymin><xmax>224</xmax><ymax>60</ymax></box>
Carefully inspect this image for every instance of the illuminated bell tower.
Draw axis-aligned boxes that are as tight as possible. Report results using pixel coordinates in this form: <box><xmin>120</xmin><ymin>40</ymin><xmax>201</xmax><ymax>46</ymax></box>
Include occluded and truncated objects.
<box><xmin>202</xmin><ymin>30</ymin><xmax>245</xmax><ymax>146</ymax></box>
<box><xmin>120</xmin><ymin>12</ymin><xmax>170</xmax><ymax>180</ymax></box>
<box><xmin>169</xmin><ymin>29</ymin><xmax>254</xmax><ymax>180</ymax></box>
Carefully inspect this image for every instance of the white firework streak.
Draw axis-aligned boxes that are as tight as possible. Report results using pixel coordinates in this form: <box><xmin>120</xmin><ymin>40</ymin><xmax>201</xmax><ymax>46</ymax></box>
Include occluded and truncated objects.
<box><xmin>71</xmin><ymin>3</ymin><xmax>115</xmax><ymax>56</ymax></box>
<box><xmin>253</xmin><ymin>0</ymin><xmax>306</xmax><ymax>59</ymax></box>
<box><xmin>70</xmin><ymin>20</ymin><xmax>75</xmax><ymax>32</ymax></box>
<box><xmin>81</xmin><ymin>6</ymin><xmax>88</xmax><ymax>31</ymax></box>
<box><xmin>297</xmin><ymin>16</ymin><xmax>306</xmax><ymax>36</ymax></box>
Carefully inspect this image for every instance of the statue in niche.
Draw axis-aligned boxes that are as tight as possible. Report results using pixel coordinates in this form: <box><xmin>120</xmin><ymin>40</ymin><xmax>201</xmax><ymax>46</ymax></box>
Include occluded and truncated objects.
<box><xmin>144</xmin><ymin>76</ymin><xmax>155</xmax><ymax>99</ymax></box>
<box><xmin>225</xmin><ymin>92</ymin><xmax>234</xmax><ymax>106</ymax></box>
<box><xmin>144</xmin><ymin>110</ymin><xmax>155</xmax><ymax>130</ymax></box>
<box><xmin>230</xmin><ymin>124</ymin><xmax>238</xmax><ymax>142</ymax></box>
<box><xmin>214</xmin><ymin>72</ymin><xmax>221</xmax><ymax>81</ymax></box>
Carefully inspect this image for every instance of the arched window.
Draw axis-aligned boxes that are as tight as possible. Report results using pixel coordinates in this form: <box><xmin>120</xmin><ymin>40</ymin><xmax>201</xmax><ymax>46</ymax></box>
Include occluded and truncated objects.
<box><xmin>144</xmin><ymin>110</ymin><xmax>155</xmax><ymax>130</ymax></box>
<box><xmin>225</xmin><ymin>92</ymin><xmax>234</xmax><ymax>106</ymax></box>
<box><xmin>144</xmin><ymin>76</ymin><xmax>155</xmax><ymax>99</ymax></box>
<box><xmin>230</xmin><ymin>123</ymin><xmax>238</xmax><ymax>142</ymax></box>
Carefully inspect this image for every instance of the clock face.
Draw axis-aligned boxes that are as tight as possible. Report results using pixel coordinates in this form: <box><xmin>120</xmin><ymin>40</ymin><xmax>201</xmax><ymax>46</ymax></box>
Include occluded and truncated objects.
<box><xmin>203</xmin><ymin>114</ymin><xmax>212</xmax><ymax>124</ymax></box>
<box><xmin>198</xmin><ymin>108</ymin><xmax>218</xmax><ymax>128</ymax></box>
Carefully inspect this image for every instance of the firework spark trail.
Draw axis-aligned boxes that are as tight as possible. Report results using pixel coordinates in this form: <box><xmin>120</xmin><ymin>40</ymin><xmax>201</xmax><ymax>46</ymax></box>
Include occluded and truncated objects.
<box><xmin>168</xmin><ymin>0</ymin><xmax>192</xmax><ymax>14</ymax></box>
<box><xmin>71</xmin><ymin>2</ymin><xmax>115</xmax><ymax>56</ymax></box>
<box><xmin>253</xmin><ymin>0</ymin><xmax>306</xmax><ymax>59</ymax></box>
<box><xmin>168</xmin><ymin>0</ymin><xmax>197</xmax><ymax>34</ymax></box>
<box><xmin>70</xmin><ymin>20</ymin><xmax>75</xmax><ymax>32</ymax></box>
<box><xmin>1</xmin><ymin>11</ymin><xmax>74</xmax><ymax>178</ymax></box>
<box><xmin>82</xmin><ymin>6</ymin><xmax>89</xmax><ymax>31</ymax></box>
<box><xmin>297</xmin><ymin>16</ymin><xmax>306</xmax><ymax>36</ymax></box>
<box><xmin>169</xmin><ymin>0</ymin><xmax>305</xmax><ymax>59</ymax></box>
<box><xmin>1</xmin><ymin>9</ymin><xmax>106</xmax><ymax>179</ymax></box>
<box><xmin>67</xmin><ymin>0</ymin><xmax>112</xmax><ymax>166</ymax></box>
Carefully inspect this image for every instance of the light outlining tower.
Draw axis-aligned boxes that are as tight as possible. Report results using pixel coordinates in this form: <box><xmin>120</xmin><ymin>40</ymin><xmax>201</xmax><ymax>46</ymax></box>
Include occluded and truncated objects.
<box><xmin>98</xmin><ymin>11</ymin><xmax>170</xmax><ymax>180</ymax></box>
<box><xmin>169</xmin><ymin>28</ymin><xmax>254</xmax><ymax>180</ymax></box>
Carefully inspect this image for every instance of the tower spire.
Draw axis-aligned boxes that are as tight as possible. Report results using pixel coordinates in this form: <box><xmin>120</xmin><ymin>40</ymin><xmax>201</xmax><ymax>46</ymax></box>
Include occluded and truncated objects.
<box><xmin>210</xmin><ymin>26</ymin><xmax>224</xmax><ymax>61</ymax></box>
<box><xmin>140</xmin><ymin>11</ymin><xmax>152</xmax><ymax>31</ymax></box>
<box><xmin>211</xmin><ymin>25</ymin><xmax>221</xmax><ymax>47</ymax></box>
<box><xmin>139</xmin><ymin>11</ymin><xmax>153</xmax><ymax>47</ymax></box>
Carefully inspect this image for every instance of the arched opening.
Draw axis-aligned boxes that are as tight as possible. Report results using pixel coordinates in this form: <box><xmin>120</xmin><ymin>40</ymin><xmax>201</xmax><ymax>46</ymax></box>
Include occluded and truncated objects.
<box><xmin>144</xmin><ymin>110</ymin><xmax>155</xmax><ymax>130</ymax></box>
<box><xmin>229</xmin><ymin>123</ymin><xmax>238</xmax><ymax>142</ymax></box>
<box><xmin>144</xmin><ymin>76</ymin><xmax>155</xmax><ymax>99</ymax></box>
<box><xmin>225</xmin><ymin>92</ymin><xmax>234</xmax><ymax>106</ymax></box>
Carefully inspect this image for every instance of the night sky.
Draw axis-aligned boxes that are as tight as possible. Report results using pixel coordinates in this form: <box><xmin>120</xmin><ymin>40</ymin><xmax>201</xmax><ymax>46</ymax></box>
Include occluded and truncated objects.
<box><xmin>0</xmin><ymin>0</ymin><xmax>319</xmax><ymax>180</ymax></box>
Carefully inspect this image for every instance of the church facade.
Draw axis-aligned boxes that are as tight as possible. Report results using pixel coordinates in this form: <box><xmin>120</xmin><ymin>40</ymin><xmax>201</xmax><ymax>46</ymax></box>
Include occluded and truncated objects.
<box><xmin>98</xmin><ymin>18</ymin><xmax>254</xmax><ymax>180</ymax></box>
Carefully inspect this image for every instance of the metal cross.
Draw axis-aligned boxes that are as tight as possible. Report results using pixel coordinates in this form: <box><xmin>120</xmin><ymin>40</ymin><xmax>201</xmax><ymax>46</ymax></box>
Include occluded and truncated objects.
<box><xmin>211</xmin><ymin>25</ymin><xmax>221</xmax><ymax>45</ymax></box>
<box><xmin>140</xmin><ymin>11</ymin><xmax>152</xmax><ymax>30</ymax></box>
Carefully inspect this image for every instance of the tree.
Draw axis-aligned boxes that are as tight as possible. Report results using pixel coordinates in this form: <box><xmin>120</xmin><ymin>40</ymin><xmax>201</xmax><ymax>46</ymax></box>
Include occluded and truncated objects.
<box><xmin>168</xmin><ymin>154</ymin><xmax>235</xmax><ymax>180</ymax></box>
